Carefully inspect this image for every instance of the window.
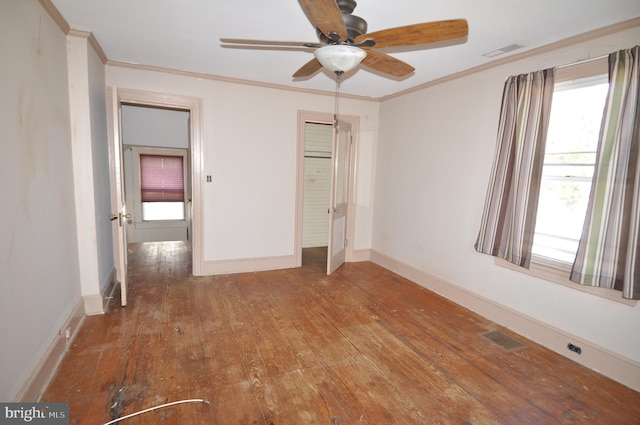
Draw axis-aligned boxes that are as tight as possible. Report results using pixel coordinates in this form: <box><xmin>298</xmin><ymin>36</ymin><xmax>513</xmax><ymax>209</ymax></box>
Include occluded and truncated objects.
<box><xmin>488</xmin><ymin>56</ymin><xmax>637</xmax><ymax>306</ymax></box>
<box><xmin>140</xmin><ymin>154</ymin><xmax>185</xmax><ymax>221</ymax></box>
<box><xmin>532</xmin><ymin>75</ymin><xmax>609</xmax><ymax>263</ymax></box>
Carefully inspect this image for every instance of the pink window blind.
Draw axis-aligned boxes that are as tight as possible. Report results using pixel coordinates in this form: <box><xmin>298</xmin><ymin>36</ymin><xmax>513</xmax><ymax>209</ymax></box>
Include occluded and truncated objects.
<box><xmin>140</xmin><ymin>154</ymin><xmax>184</xmax><ymax>202</ymax></box>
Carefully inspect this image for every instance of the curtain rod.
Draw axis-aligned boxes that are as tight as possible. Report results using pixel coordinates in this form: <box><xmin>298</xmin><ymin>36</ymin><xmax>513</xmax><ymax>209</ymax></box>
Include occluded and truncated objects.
<box><xmin>555</xmin><ymin>53</ymin><xmax>609</xmax><ymax>70</ymax></box>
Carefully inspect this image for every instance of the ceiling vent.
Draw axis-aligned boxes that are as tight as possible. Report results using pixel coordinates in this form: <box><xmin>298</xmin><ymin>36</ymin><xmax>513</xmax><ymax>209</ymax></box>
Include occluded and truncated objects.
<box><xmin>482</xmin><ymin>43</ymin><xmax>525</xmax><ymax>58</ymax></box>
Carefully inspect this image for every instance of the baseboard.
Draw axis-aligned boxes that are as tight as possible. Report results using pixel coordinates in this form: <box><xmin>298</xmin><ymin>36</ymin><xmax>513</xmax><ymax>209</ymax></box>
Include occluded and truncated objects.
<box><xmin>369</xmin><ymin>250</ymin><xmax>640</xmax><ymax>392</ymax></box>
<box><xmin>17</xmin><ymin>271</ymin><xmax>117</xmax><ymax>401</ymax></box>
<box><xmin>15</xmin><ymin>300</ymin><xmax>85</xmax><ymax>402</ymax></box>
<box><xmin>81</xmin><ymin>268</ymin><xmax>118</xmax><ymax>315</ymax></box>
<box><xmin>202</xmin><ymin>249</ymin><xmax>371</xmax><ymax>275</ymax></box>
<box><xmin>83</xmin><ymin>294</ymin><xmax>104</xmax><ymax>315</ymax></box>
<box><xmin>348</xmin><ymin>248</ymin><xmax>371</xmax><ymax>262</ymax></box>
<box><xmin>203</xmin><ymin>254</ymin><xmax>297</xmax><ymax>275</ymax></box>
<box><xmin>101</xmin><ymin>267</ymin><xmax>118</xmax><ymax>312</ymax></box>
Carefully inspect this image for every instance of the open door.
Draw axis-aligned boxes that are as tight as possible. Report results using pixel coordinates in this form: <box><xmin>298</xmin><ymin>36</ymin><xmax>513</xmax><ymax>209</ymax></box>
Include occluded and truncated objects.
<box><xmin>106</xmin><ymin>87</ymin><xmax>129</xmax><ymax>306</ymax></box>
<box><xmin>327</xmin><ymin>119</ymin><xmax>352</xmax><ymax>274</ymax></box>
<box><xmin>186</xmin><ymin>115</ymin><xmax>193</xmax><ymax>245</ymax></box>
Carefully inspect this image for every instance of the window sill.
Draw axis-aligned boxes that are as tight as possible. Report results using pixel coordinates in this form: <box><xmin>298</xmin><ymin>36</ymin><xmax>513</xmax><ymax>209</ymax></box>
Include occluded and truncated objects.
<box><xmin>132</xmin><ymin>220</ymin><xmax>187</xmax><ymax>229</ymax></box>
<box><xmin>495</xmin><ymin>256</ymin><xmax>637</xmax><ymax>307</ymax></box>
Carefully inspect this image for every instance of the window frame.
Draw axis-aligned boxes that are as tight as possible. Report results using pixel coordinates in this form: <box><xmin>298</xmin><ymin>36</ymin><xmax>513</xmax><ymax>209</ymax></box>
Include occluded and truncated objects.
<box><xmin>496</xmin><ymin>57</ymin><xmax>636</xmax><ymax>306</ymax></box>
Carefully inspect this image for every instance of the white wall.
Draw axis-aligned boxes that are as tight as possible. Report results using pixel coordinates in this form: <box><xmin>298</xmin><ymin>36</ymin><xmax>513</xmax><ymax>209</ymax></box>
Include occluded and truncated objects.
<box><xmin>373</xmin><ymin>24</ymin><xmax>640</xmax><ymax>370</ymax></box>
<box><xmin>106</xmin><ymin>67</ymin><xmax>380</xmax><ymax>263</ymax></box>
<box><xmin>67</xmin><ymin>32</ymin><xmax>114</xmax><ymax>313</ymax></box>
<box><xmin>0</xmin><ymin>0</ymin><xmax>81</xmax><ymax>401</ymax></box>
<box><xmin>88</xmin><ymin>38</ymin><xmax>115</xmax><ymax>293</ymax></box>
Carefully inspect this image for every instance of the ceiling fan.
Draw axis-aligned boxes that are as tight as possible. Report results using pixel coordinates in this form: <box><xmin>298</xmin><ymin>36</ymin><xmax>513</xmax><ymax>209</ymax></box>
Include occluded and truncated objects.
<box><xmin>221</xmin><ymin>0</ymin><xmax>469</xmax><ymax>79</ymax></box>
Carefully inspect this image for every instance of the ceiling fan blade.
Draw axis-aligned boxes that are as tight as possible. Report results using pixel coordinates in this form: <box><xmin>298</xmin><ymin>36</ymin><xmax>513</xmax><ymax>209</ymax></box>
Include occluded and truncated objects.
<box><xmin>298</xmin><ymin>0</ymin><xmax>348</xmax><ymax>42</ymax></box>
<box><xmin>293</xmin><ymin>58</ymin><xmax>323</xmax><ymax>78</ymax></box>
<box><xmin>361</xmin><ymin>50</ymin><xmax>415</xmax><ymax>77</ymax></box>
<box><xmin>355</xmin><ymin>19</ymin><xmax>468</xmax><ymax>49</ymax></box>
<box><xmin>220</xmin><ymin>38</ymin><xmax>322</xmax><ymax>48</ymax></box>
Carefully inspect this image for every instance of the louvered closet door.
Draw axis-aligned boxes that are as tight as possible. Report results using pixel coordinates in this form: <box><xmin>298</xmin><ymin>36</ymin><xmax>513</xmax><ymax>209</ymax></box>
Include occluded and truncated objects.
<box><xmin>303</xmin><ymin>122</ymin><xmax>332</xmax><ymax>248</ymax></box>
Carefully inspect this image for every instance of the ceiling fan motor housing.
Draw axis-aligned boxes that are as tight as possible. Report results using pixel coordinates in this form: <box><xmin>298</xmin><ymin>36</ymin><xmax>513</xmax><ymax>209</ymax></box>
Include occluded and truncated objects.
<box><xmin>336</xmin><ymin>0</ymin><xmax>368</xmax><ymax>42</ymax></box>
<box><xmin>343</xmin><ymin>14</ymin><xmax>367</xmax><ymax>41</ymax></box>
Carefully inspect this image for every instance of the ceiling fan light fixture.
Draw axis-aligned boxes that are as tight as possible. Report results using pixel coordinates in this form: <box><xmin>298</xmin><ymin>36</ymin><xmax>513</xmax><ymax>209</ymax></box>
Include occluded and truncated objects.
<box><xmin>314</xmin><ymin>45</ymin><xmax>367</xmax><ymax>73</ymax></box>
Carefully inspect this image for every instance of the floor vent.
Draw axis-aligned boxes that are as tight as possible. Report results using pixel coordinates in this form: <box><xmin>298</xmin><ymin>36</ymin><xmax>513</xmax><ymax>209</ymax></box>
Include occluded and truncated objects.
<box><xmin>479</xmin><ymin>330</ymin><xmax>527</xmax><ymax>352</ymax></box>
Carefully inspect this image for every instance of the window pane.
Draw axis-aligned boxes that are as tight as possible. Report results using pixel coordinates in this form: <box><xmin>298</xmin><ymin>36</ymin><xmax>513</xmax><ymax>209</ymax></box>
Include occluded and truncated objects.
<box><xmin>140</xmin><ymin>155</ymin><xmax>184</xmax><ymax>202</ymax></box>
<box><xmin>142</xmin><ymin>202</ymin><xmax>185</xmax><ymax>221</ymax></box>
<box><xmin>534</xmin><ymin>180</ymin><xmax>592</xmax><ymax>262</ymax></box>
<box><xmin>532</xmin><ymin>79</ymin><xmax>608</xmax><ymax>263</ymax></box>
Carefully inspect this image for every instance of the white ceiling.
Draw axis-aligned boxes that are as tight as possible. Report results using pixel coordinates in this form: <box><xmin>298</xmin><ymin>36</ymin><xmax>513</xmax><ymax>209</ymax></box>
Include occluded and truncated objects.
<box><xmin>50</xmin><ymin>0</ymin><xmax>640</xmax><ymax>99</ymax></box>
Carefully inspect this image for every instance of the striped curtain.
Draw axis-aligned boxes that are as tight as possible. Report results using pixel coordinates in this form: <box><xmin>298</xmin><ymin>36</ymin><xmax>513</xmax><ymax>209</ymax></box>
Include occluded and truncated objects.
<box><xmin>570</xmin><ymin>46</ymin><xmax>640</xmax><ymax>299</ymax></box>
<box><xmin>475</xmin><ymin>69</ymin><xmax>555</xmax><ymax>268</ymax></box>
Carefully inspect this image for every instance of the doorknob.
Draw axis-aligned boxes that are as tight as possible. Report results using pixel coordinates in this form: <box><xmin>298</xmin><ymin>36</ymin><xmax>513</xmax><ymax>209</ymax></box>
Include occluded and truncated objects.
<box><xmin>110</xmin><ymin>214</ymin><xmax>119</xmax><ymax>221</ymax></box>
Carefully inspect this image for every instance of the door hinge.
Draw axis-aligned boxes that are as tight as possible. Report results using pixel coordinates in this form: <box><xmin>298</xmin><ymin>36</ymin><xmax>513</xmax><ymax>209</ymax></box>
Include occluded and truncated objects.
<box><xmin>110</xmin><ymin>212</ymin><xmax>131</xmax><ymax>227</ymax></box>
<box><xmin>345</xmin><ymin>238</ymin><xmax>348</xmax><ymax>247</ymax></box>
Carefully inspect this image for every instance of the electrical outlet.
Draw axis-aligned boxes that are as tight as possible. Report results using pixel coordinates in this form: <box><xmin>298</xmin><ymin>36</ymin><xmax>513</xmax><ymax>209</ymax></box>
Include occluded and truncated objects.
<box><xmin>65</xmin><ymin>327</ymin><xmax>71</xmax><ymax>340</ymax></box>
<box><xmin>567</xmin><ymin>343</ymin><xmax>582</xmax><ymax>354</ymax></box>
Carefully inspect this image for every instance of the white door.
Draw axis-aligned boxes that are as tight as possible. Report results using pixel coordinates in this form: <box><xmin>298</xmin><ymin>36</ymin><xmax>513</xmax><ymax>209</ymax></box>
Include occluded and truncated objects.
<box><xmin>327</xmin><ymin>119</ymin><xmax>352</xmax><ymax>274</ymax></box>
<box><xmin>186</xmin><ymin>119</ymin><xmax>193</xmax><ymax>245</ymax></box>
<box><xmin>106</xmin><ymin>87</ymin><xmax>129</xmax><ymax>306</ymax></box>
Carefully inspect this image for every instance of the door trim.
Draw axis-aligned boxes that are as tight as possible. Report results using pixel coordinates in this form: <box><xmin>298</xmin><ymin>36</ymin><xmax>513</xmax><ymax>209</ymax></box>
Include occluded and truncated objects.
<box><xmin>109</xmin><ymin>88</ymin><xmax>205</xmax><ymax>275</ymax></box>
<box><xmin>295</xmin><ymin>110</ymin><xmax>359</xmax><ymax>267</ymax></box>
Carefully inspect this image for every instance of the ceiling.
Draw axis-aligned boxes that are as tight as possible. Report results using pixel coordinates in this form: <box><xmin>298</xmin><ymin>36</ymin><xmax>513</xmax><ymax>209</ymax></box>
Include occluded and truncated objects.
<box><xmin>50</xmin><ymin>0</ymin><xmax>640</xmax><ymax>99</ymax></box>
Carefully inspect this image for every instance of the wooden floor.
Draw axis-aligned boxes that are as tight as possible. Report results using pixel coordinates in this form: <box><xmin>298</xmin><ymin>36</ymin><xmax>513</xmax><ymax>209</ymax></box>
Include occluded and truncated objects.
<box><xmin>43</xmin><ymin>242</ymin><xmax>640</xmax><ymax>424</ymax></box>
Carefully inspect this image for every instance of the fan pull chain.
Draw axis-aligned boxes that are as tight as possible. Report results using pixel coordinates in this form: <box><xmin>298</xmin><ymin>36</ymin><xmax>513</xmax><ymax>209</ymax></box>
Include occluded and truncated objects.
<box><xmin>334</xmin><ymin>70</ymin><xmax>343</xmax><ymax>125</ymax></box>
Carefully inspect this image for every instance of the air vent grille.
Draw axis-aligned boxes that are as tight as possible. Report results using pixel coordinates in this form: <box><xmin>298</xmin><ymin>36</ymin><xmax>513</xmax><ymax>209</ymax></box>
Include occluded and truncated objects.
<box><xmin>482</xmin><ymin>43</ymin><xmax>525</xmax><ymax>58</ymax></box>
<box><xmin>479</xmin><ymin>330</ymin><xmax>527</xmax><ymax>352</ymax></box>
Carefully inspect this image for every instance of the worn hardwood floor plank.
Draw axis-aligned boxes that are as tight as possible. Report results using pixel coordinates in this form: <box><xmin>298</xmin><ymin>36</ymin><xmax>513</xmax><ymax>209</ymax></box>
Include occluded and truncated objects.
<box><xmin>42</xmin><ymin>242</ymin><xmax>640</xmax><ymax>424</ymax></box>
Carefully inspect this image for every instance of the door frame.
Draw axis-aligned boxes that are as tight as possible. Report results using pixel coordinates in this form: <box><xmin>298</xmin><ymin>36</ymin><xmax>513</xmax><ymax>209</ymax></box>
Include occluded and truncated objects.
<box><xmin>107</xmin><ymin>87</ymin><xmax>205</xmax><ymax>275</ymax></box>
<box><xmin>295</xmin><ymin>110</ymin><xmax>359</xmax><ymax>268</ymax></box>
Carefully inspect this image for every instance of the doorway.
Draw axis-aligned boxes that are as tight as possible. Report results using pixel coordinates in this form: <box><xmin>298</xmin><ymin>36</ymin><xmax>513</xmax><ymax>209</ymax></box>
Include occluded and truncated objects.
<box><xmin>295</xmin><ymin>111</ymin><xmax>359</xmax><ymax>274</ymax></box>
<box><xmin>301</xmin><ymin>121</ymin><xmax>332</xmax><ymax>269</ymax></box>
<box><xmin>121</xmin><ymin>104</ymin><xmax>191</xmax><ymax>244</ymax></box>
<box><xmin>107</xmin><ymin>88</ymin><xmax>204</xmax><ymax>306</ymax></box>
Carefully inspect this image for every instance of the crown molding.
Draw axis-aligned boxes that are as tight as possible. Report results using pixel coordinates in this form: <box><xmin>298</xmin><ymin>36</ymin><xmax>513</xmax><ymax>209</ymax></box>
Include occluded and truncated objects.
<box><xmin>40</xmin><ymin>0</ymin><xmax>108</xmax><ymax>64</ymax></box>
<box><xmin>106</xmin><ymin>60</ymin><xmax>378</xmax><ymax>102</ymax></box>
<box><xmin>87</xmin><ymin>32</ymin><xmax>108</xmax><ymax>65</ymax></box>
<box><xmin>38</xmin><ymin>0</ymin><xmax>70</xmax><ymax>34</ymax></box>
<box><xmin>67</xmin><ymin>29</ymin><xmax>108</xmax><ymax>65</ymax></box>
<box><xmin>379</xmin><ymin>17</ymin><xmax>640</xmax><ymax>102</ymax></box>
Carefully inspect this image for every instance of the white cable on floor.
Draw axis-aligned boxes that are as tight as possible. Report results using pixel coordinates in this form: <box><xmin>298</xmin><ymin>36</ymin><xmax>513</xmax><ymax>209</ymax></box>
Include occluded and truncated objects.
<box><xmin>102</xmin><ymin>398</ymin><xmax>210</xmax><ymax>425</ymax></box>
